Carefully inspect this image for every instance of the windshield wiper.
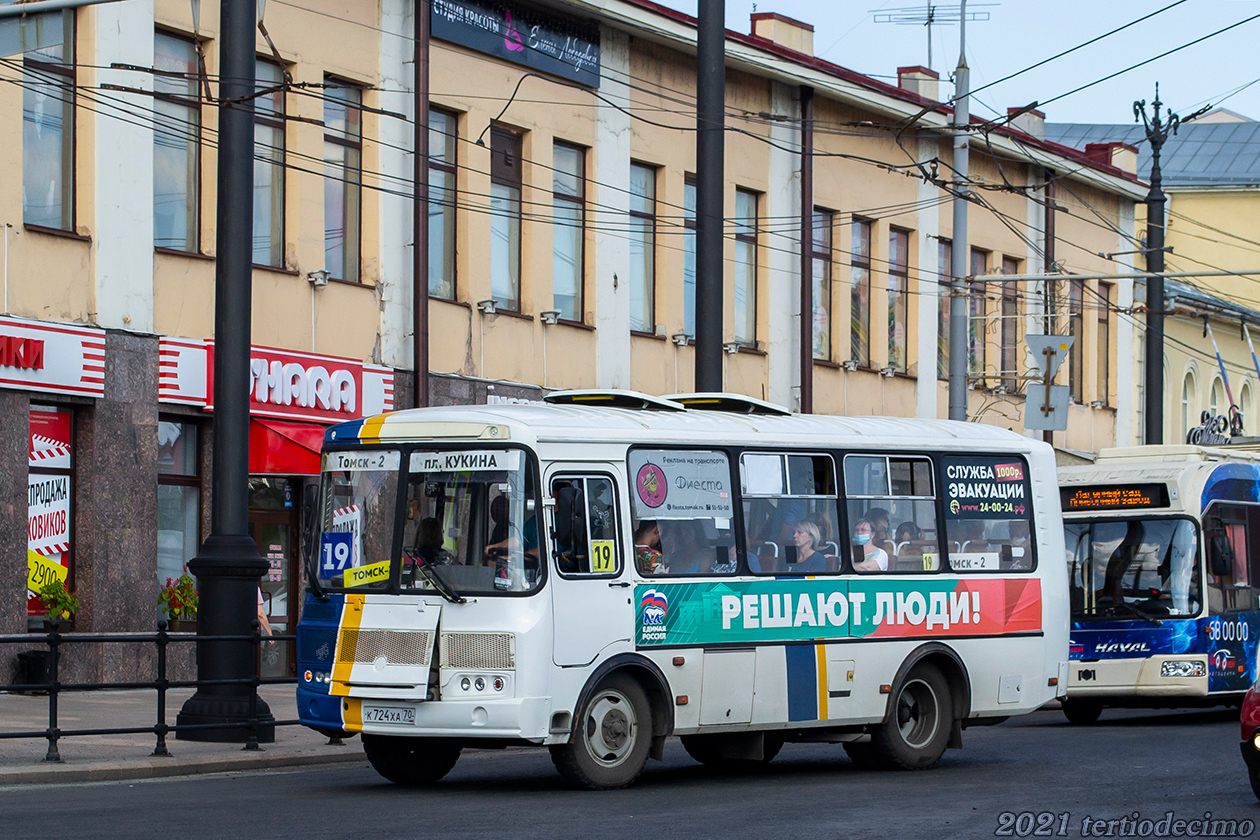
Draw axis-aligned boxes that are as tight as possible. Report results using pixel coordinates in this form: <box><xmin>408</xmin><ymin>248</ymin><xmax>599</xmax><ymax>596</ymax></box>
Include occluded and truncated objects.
<box><xmin>1105</xmin><ymin>600</ymin><xmax>1163</xmax><ymax>626</ymax></box>
<box><xmin>401</xmin><ymin>548</ymin><xmax>466</xmax><ymax>604</ymax></box>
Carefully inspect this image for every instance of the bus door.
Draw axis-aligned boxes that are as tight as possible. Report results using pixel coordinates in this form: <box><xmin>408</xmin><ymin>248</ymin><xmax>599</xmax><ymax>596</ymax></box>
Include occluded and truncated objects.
<box><xmin>547</xmin><ymin>469</ymin><xmax>632</xmax><ymax>666</ymax></box>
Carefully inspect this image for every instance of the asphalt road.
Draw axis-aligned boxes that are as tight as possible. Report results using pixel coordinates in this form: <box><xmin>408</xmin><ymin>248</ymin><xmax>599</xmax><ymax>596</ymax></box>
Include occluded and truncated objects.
<box><xmin>21</xmin><ymin>706</ymin><xmax>1259</xmax><ymax>840</ymax></box>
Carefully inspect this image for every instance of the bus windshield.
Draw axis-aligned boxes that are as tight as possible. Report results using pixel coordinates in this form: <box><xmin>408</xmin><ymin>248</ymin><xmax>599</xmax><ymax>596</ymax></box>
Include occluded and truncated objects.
<box><xmin>1064</xmin><ymin>518</ymin><xmax>1201</xmax><ymax>621</ymax></box>
<box><xmin>399</xmin><ymin>448</ymin><xmax>541</xmax><ymax>595</ymax></box>
<box><xmin>314</xmin><ymin>449</ymin><xmax>403</xmax><ymax>591</ymax></box>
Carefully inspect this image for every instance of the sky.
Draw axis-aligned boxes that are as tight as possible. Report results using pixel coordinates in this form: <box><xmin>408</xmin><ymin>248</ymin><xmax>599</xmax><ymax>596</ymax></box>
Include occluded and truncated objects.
<box><xmin>655</xmin><ymin>0</ymin><xmax>1260</xmax><ymax>125</ymax></box>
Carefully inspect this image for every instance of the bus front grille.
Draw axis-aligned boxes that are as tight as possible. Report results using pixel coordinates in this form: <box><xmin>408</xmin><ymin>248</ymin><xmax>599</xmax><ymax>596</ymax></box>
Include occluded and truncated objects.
<box><xmin>440</xmin><ymin>633</ymin><xmax>516</xmax><ymax>670</ymax></box>
<box><xmin>339</xmin><ymin>629</ymin><xmax>434</xmax><ymax>667</ymax></box>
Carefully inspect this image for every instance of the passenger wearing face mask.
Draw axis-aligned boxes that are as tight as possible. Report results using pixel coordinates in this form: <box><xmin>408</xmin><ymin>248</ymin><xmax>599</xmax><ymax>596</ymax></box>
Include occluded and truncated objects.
<box><xmin>851</xmin><ymin>518</ymin><xmax>889</xmax><ymax>572</ymax></box>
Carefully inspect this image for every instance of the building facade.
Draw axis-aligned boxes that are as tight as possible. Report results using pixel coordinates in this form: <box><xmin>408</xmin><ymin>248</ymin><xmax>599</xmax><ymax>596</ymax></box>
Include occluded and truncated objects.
<box><xmin>0</xmin><ymin>0</ymin><xmax>1141</xmax><ymax>676</ymax></box>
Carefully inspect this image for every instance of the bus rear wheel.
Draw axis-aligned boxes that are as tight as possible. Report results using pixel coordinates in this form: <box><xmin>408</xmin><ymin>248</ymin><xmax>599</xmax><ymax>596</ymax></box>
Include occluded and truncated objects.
<box><xmin>1061</xmin><ymin>699</ymin><xmax>1103</xmax><ymax>725</ymax></box>
<box><xmin>551</xmin><ymin>673</ymin><xmax>652</xmax><ymax>790</ymax></box>
<box><xmin>362</xmin><ymin>734</ymin><xmax>461</xmax><ymax>785</ymax></box>
<box><xmin>869</xmin><ymin>663</ymin><xmax>952</xmax><ymax>770</ymax></box>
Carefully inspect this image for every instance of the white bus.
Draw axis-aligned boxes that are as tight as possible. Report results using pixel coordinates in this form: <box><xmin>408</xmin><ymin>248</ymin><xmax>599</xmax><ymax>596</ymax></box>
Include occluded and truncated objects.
<box><xmin>1060</xmin><ymin>445</ymin><xmax>1260</xmax><ymax>723</ymax></box>
<box><xmin>296</xmin><ymin>391</ymin><xmax>1068</xmax><ymax>789</ymax></box>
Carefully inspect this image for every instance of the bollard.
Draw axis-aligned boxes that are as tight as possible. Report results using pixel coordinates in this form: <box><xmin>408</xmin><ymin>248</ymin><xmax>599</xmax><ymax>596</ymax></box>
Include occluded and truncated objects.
<box><xmin>44</xmin><ymin>618</ymin><xmax>61</xmax><ymax>762</ymax></box>
<box><xmin>153</xmin><ymin>620</ymin><xmax>172</xmax><ymax>757</ymax></box>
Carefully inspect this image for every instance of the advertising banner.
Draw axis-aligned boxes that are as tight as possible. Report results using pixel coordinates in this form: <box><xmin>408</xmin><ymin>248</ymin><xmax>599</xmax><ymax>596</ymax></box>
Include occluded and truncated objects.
<box><xmin>29</xmin><ymin>407</ymin><xmax>71</xmax><ymax>469</ymax></box>
<box><xmin>28</xmin><ymin>473</ymin><xmax>71</xmax><ymax>616</ymax></box>
<box><xmin>628</xmin><ymin>449</ymin><xmax>733</xmax><ymax>521</ymax></box>
<box><xmin>635</xmin><ymin>577</ymin><xmax>1042</xmax><ymax>647</ymax></box>
<box><xmin>941</xmin><ymin>456</ymin><xmax>1030</xmax><ymax>520</ymax></box>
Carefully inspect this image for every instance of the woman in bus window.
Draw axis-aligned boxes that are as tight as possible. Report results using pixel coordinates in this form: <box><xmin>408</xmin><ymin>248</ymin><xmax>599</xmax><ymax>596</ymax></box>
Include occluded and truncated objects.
<box><xmin>852</xmin><ymin>518</ymin><xmax>889</xmax><ymax>572</ymax></box>
<box><xmin>788</xmin><ymin>520</ymin><xmax>830</xmax><ymax>574</ymax></box>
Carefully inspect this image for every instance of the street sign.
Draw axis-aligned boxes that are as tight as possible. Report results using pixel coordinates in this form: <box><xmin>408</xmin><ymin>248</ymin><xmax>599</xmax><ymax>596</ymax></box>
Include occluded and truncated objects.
<box><xmin>1025</xmin><ymin>335</ymin><xmax>1074</xmax><ymax>378</ymax></box>
<box><xmin>1024</xmin><ymin>384</ymin><xmax>1070</xmax><ymax>431</ymax></box>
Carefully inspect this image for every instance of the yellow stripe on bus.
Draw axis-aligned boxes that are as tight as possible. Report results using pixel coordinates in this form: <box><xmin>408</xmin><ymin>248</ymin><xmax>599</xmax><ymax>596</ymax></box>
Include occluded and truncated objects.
<box><xmin>330</xmin><ymin>593</ymin><xmax>365</xmax><ymax>695</ymax></box>
<box><xmin>342</xmin><ymin>697</ymin><xmax>363</xmax><ymax>733</ymax></box>
<box><xmin>816</xmin><ymin>644</ymin><xmax>829</xmax><ymax>720</ymax></box>
<box><xmin>358</xmin><ymin>414</ymin><xmax>390</xmax><ymax>443</ymax></box>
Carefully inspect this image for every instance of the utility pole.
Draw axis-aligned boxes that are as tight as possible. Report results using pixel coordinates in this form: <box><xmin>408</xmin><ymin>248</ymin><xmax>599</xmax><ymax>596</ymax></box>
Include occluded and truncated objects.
<box><xmin>1135</xmin><ymin>84</ymin><xmax>1179</xmax><ymax>445</ymax></box>
<box><xmin>413</xmin><ymin>0</ymin><xmax>430</xmax><ymax>408</ymax></box>
<box><xmin>799</xmin><ymin>85</ymin><xmax>814</xmax><ymax>414</ymax></box>
<box><xmin>178</xmin><ymin>0</ymin><xmax>273</xmax><ymax>741</ymax></box>
<box><xmin>946</xmin><ymin>0</ymin><xmax>970</xmax><ymax>422</ymax></box>
<box><xmin>695</xmin><ymin>0</ymin><xmax>725</xmax><ymax>392</ymax></box>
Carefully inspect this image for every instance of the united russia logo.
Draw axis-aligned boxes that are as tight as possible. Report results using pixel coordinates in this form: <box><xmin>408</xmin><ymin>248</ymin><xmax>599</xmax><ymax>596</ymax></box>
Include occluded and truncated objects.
<box><xmin>640</xmin><ymin>589</ymin><xmax>669</xmax><ymax>626</ymax></box>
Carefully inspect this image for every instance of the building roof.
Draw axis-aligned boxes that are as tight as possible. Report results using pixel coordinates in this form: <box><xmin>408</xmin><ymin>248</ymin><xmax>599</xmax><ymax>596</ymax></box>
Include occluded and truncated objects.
<box><xmin>1166</xmin><ymin>278</ymin><xmax>1260</xmax><ymax>323</ymax></box>
<box><xmin>1045</xmin><ymin>120</ymin><xmax>1260</xmax><ymax>188</ymax></box>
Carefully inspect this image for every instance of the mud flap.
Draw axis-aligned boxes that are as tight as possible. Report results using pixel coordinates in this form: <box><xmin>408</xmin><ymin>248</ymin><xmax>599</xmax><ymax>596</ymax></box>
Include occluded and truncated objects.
<box><xmin>947</xmin><ymin>718</ymin><xmax>963</xmax><ymax>749</ymax></box>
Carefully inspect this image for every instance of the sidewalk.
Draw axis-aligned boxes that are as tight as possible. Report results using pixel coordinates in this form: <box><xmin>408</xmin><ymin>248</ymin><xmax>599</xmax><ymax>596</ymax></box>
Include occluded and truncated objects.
<box><xmin>0</xmin><ymin>685</ymin><xmax>366</xmax><ymax>785</ymax></box>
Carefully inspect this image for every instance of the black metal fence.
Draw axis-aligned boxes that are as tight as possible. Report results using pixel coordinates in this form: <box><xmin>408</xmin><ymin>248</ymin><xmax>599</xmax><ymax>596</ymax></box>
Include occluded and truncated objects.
<box><xmin>0</xmin><ymin>620</ymin><xmax>299</xmax><ymax>761</ymax></box>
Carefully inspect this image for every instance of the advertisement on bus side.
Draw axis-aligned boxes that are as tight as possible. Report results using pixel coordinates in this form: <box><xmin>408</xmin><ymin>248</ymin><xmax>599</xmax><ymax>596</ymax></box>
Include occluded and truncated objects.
<box><xmin>634</xmin><ymin>577</ymin><xmax>1041</xmax><ymax>646</ymax></box>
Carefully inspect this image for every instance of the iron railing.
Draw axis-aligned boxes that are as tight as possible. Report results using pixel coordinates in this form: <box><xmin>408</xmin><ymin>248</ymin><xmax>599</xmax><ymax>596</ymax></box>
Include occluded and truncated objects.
<box><xmin>0</xmin><ymin>620</ymin><xmax>299</xmax><ymax>761</ymax></box>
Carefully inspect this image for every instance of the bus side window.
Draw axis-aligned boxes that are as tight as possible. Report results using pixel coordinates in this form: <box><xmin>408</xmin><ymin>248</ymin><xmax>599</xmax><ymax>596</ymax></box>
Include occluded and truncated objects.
<box><xmin>1207</xmin><ymin>504</ymin><xmax>1255</xmax><ymax>614</ymax></box>
<box><xmin>551</xmin><ymin>476</ymin><xmax>621</xmax><ymax>577</ymax></box>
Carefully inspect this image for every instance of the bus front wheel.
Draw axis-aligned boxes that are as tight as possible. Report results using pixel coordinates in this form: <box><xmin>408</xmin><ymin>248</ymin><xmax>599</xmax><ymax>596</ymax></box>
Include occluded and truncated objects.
<box><xmin>869</xmin><ymin>664</ymin><xmax>953</xmax><ymax>770</ymax></box>
<box><xmin>1061</xmin><ymin>699</ymin><xmax>1103</xmax><ymax>725</ymax></box>
<box><xmin>362</xmin><ymin>734</ymin><xmax>461</xmax><ymax>785</ymax></box>
<box><xmin>551</xmin><ymin>673</ymin><xmax>652</xmax><ymax>790</ymax></box>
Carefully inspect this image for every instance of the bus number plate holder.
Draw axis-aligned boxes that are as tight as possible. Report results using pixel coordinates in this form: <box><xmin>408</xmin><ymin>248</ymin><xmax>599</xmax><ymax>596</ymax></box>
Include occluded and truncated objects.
<box><xmin>362</xmin><ymin>706</ymin><xmax>415</xmax><ymax>725</ymax></box>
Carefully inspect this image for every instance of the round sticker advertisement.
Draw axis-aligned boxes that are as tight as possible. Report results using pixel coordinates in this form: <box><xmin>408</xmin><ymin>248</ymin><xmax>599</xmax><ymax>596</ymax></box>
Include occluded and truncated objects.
<box><xmin>637</xmin><ymin>463</ymin><xmax>668</xmax><ymax>508</ymax></box>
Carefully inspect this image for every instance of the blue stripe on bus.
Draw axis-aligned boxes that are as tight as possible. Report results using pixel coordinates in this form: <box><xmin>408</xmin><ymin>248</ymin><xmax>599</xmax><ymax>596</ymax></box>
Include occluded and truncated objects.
<box><xmin>785</xmin><ymin>644</ymin><xmax>818</xmax><ymax>722</ymax></box>
<box><xmin>325</xmin><ymin>419</ymin><xmax>364</xmax><ymax>445</ymax></box>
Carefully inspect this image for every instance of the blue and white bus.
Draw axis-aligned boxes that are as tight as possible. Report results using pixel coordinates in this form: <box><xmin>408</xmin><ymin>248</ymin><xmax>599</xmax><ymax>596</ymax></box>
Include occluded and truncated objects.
<box><xmin>296</xmin><ymin>391</ymin><xmax>1068</xmax><ymax>788</ymax></box>
<box><xmin>1060</xmin><ymin>445</ymin><xmax>1260</xmax><ymax>723</ymax></box>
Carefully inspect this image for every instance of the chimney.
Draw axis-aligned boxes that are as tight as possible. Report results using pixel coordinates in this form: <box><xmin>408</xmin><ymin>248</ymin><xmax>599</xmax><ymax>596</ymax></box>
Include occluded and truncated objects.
<box><xmin>897</xmin><ymin>66</ymin><xmax>939</xmax><ymax>102</ymax></box>
<box><xmin>1006</xmin><ymin>106</ymin><xmax>1045</xmax><ymax>139</ymax></box>
<box><xmin>1084</xmin><ymin>142</ymin><xmax>1139</xmax><ymax>176</ymax></box>
<box><xmin>750</xmin><ymin>12</ymin><xmax>814</xmax><ymax>55</ymax></box>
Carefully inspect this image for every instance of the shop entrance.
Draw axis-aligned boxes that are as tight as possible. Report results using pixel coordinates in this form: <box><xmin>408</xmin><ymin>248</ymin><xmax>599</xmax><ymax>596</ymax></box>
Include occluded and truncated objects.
<box><xmin>248</xmin><ymin>478</ymin><xmax>301</xmax><ymax>678</ymax></box>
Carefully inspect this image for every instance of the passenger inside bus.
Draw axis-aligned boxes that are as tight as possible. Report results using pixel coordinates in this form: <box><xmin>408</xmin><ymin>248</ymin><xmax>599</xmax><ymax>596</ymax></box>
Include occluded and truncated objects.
<box><xmin>634</xmin><ymin>519</ymin><xmax>664</xmax><ymax>574</ymax></box>
<box><xmin>851</xmin><ymin>519</ymin><xmax>890</xmax><ymax>572</ymax></box>
<box><xmin>787</xmin><ymin>519</ymin><xmax>832</xmax><ymax>574</ymax></box>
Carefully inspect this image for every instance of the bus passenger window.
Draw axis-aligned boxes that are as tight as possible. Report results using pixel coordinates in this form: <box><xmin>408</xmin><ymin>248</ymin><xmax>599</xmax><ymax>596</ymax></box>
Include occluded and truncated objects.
<box><xmin>1206</xmin><ymin>504</ymin><xmax>1256</xmax><ymax>614</ymax></box>
<box><xmin>551</xmin><ymin>476</ymin><xmax>621</xmax><ymax>576</ymax></box>
<box><xmin>939</xmin><ymin>455</ymin><xmax>1035</xmax><ymax>573</ymax></box>
<box><xmin>844</xmin><ymin>455</ymin><xmax>939</xmax><ymax>573</ymax></box>
<box><xmin>628</xmin><ymin>448</ymin><xmax>737</xmax><ymax>576</ymax></box>
<box><xmin>740</xmin><ymin>452</ymin><xmax>839</xmax><ymax>575</ymax></box>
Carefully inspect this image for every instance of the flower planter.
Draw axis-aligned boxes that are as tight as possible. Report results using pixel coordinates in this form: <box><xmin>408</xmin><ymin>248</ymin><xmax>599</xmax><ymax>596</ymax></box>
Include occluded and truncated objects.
<box><xmin>167</xmin><ymin>619</ymin><xmax>197</xmax><ymax>634</ymax></box>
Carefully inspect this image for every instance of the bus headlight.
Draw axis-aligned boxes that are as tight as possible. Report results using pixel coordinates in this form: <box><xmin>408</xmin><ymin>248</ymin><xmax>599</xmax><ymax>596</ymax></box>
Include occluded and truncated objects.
<box><xmin>1160</xmin><ymin>660</ymin><xmax>1206</xmax><ymax>678</ymax></box>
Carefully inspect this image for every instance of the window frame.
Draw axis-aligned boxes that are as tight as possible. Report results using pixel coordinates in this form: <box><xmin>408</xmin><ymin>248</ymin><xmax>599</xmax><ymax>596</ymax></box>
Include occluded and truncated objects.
<box><xmin>152</xmin><ymin>29</ymin><xmax>201</xmax><ymax>254</ymax></box>
<box><xmin>253</xmin><ymin>57</ymin><xmax>286</xmax><ymax>268</ymax></box>
<box><xmin>740</xmin><ymin>450</ymin><xmax>842</xmax><ymax>576</ymax></box>
<box><xmin>1069</xmin><ymin>278</ymin><xmax>1084</xmax><ymax>403</ymax></box>
<box><xmin>550</xmin><ymin>473</ymin><xmax>624</xmax><ymax>580</ymax></box>
<box><xmin>1000</xmin><ymin>257</ymin><xmax>1020</xmax><ymax>392</ymax></box>
<box><xmin>1097</xmin><ymin>283</ymin><xmax>1111</xmax><ymax>406</ymax></box>
<box><xmin>157</xmin><ymin>418</ymin><xmax>203</xmax><ymax>589</ymax></box>
<box><xmin>428</xmin><ymin>106</ymin><xmax>458</xmax><ymax>301</ymax></box>
<box><xmin>811</xmin><ymin>209</ymin><xmax>834</xmax><ymax>361</ymax></box>
<box><xmin>28</xmin><ymin>404</ymin><xmax>76</xmax><ymax>629</ymax></box>
<box><xmin>969</xmin><ymin>248</ymin><xmax>988</xmax><ymax>378</ymax></box>
<box><xmin>843</xmin><ymin>452</ymin><xmax>942</xmax><ymax>575</ymax></box>
<box><xmin>850</xmin><ymin>218</ymin><xmax>873</xmax><ymax>367</ymax></box>
<box><xmin>551</xmin><ymin>141</ymin><xmax>587</xmax><ymax>323</ymax></box>
<box><xmin>887</xmin><ymin>227</ymin><xmax>910</xmax><ymax>373</ymax></box>
<box><xmin>937</xmin><ymin>237</ymin><xmax>952</xmax><ymax>381</ymax></box>
<box><xmin>628</xmin><ymin>161</ymin><xmax>658</xmax><ymax>334</ymax></box>
<box><xmin>683</xmin><ymin>175</ymin><xmax>697</xmax><ymax>338</ymax></box>
<box><xmin>733</xmin><ymin>188</ymin><xmax>759</xmax><ymax>348</ymax></box>
<box><xmin>489</xmin><ymin>125</ymin><xmax>523</xmax><ymax>312</ymax></box>
<box><xmin>23</xmin><ymin>10</ymin><xmax>76</xmax><ymax>232</ymax></box>
<box><xmin>323</xmin><ymin>79</ymin><xmax>363</xmax><ymax>284</ymax></box>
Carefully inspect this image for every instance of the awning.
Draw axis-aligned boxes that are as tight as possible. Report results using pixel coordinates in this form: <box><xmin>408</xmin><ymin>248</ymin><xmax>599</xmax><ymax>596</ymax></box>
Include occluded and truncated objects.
<box><xmin>249</xmin><ymin>418</ymin><xmax>325</xmax><ymax>475</ymax></box>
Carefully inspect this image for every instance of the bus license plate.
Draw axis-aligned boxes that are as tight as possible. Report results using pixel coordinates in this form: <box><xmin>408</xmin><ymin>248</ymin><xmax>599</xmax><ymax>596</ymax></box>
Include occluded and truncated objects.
<box><xmin>363</xmin><ymin>705</ymin><xmax>415</xmax><ymax>725</ymax></box>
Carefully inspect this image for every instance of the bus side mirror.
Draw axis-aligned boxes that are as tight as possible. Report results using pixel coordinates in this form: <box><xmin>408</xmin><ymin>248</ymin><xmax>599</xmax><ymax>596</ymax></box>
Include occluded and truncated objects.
<box><xmin>1209</xmin><ymin>530</ymin><xmax>1234</xmax><ymax>577</ymax></box>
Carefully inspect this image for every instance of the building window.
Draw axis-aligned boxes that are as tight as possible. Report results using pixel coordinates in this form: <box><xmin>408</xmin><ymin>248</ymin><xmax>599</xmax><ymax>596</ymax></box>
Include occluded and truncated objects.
<box><xmin>1182</xmin><ymin>372</ymin><xmax>1195</xmax><ymax>438</ymax></box>
<box><xmin>969</xmin><ymin>249</ymin><xmax>988</xmax><ymax>377</ymax></box>
<box><xmin>552</xmin><ymin>142</ymin><xmax>586</xmax><ymax>322</ymax></box>
<box><xmin>1001</xmin><ymin>256</ymin><xmax>1020</xmax><ymax>391</ymax></box>
<box><xmin>812</xmin><ymin>210</ymin><xmax>833</xmax><ymax>360</ymax></box>
<box><xmin>153</xmin><ymin>31</ymin><xmax>199</xmax><ymax>251</ymax></box>
<box><xmin>850</xmin><ymin>219</ymin><xmax>872</xmax><ymax>366</ymax></box>
<box><xmin>23</xmin><ymin>11</ymin><xmax>75</xmax><ymax>231</ymax></box>
<box><xmin>1211</xmin><ymin>378</ymin><xmax>1225</xmax><ymax>418</ymax></box>
<box><xmin>937</xmin><ymin>238</ymin><xmax>952</xmax><ymax>380</ymax></box>
<box><xmin>324</xmin><ymin>82</ymin><xmax>362</xmax><ymax>283</ymax></box>
<box><xmin>1242</xmin><ymin>383</ymin><xmax>1252</xmax><ymax>434</ymax></box>
<box><xmin>490</xmin><ymin>126</ymin><xmax>522</xmax><ymax>311</ymax></box>
<box><xmin>1069</xmin><ymin>278</ymin><xmax>1084</xmax><ymax>402</ymax></box>
<box><xmin>888</xmin><ymin>227</ymin><xmax>910</xmax><ymax>373</ymax></box>
<box><xmin>428</xmin><ymin>108</ymin><xmax>457</xmax><ymax>300</ymax></box>
<box><xmin>28</xmin><ymin>405</ymin><xmax>74</xmax><ymax>629</ymax></box>
<box><xmin>683</xmin><ymin>177</ymin><xmax>697</xmax><ymax>337</ymax></box>
<box><xmin>253</xmin><ymin>60</ymin><xmax>285</xmax><ymax>267</ymax></box>
<box><xmin>628</xmin><ymin>162</ymin><xmax>656</xmax><ymax>333</ymax></box>
<box><xmin>1097</xmin><ymin>283</ymin><xmax>1111</xmax><ymax>405</ymax></box>
<box><xmin>157</xmin><ymin>420</ymin><xmax>201</xmax><ymax>591</ymax></box>
<box><xmin>733</xmin><ymin>189</ymin><xmax>758</xmax><ymax>347</ymax></box>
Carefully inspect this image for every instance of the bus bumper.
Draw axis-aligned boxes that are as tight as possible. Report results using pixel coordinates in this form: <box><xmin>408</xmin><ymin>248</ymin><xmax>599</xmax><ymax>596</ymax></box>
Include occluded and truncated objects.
<box><xmin>1067</xmin><ymin>655</ymin><xmax>1209</xmax><ymax>698</ymax></box>
<box><xmin>303</xmin><ymin>690</ymin><xmax>553</xmax><ymax>742</ymax></box>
